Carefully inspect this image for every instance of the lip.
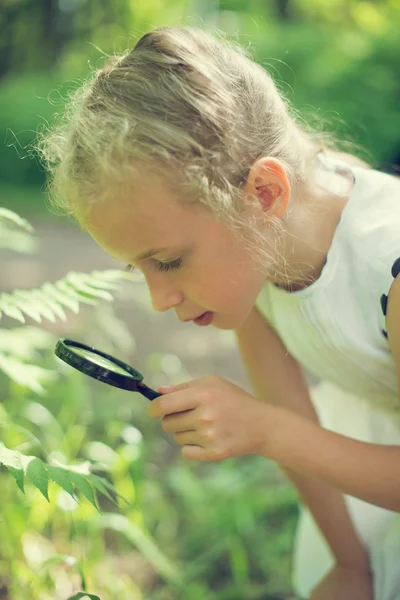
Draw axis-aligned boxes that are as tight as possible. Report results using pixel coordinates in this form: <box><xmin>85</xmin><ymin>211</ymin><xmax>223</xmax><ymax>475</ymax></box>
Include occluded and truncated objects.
<box><xmin>193</xmin><ymin>311</ymin><xmax>214</xmax><ymax>326</ymax></box>
<box><xmin>181</xmin><ymin>311</ymin><xmax>210</xmax><ymax>322</ymax></box>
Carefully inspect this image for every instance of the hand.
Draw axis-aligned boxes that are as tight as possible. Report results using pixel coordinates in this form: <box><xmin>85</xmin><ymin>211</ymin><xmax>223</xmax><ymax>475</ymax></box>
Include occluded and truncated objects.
<box><xmin>309</xmin><ymin>563</ymin><xmax>373</xmax><ymax>600</ymax></box>
<box><xmin>147</xmin><ymin>375</ymin><xmax>275</xmax><ymax>462</ymax></box>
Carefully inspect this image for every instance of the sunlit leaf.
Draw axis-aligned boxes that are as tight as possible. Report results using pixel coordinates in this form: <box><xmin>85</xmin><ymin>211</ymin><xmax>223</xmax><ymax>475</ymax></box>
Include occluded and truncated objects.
<box><xmin>0</xmin><ymin>352</ymin><xmax>57</xmax><ymax>394</ymax></box>
<box><xmin>69</xmin><ymin>472</ymin><xmax>99</xmax><ymax>511</ymax></box>
<box><xmin>87</xmin><ymin>473</ymin><xmax>127</xmax><ymax>505</ymax></box>
<box><xmin>0</xmin><ymin>269</ymin><xmax>130</xmax><ymax>325</ymax></box>
<box><xmin>26</xmin><ymin>457</ymin><xmax>49</xmax><ymax>501</ymax></box>
<box><xmin>47</xmin><ymin>464</ymin><xmax>75</xmax><ymax>499</ymax></box>
<box><xmin>7</xmin><ymin>465</ymin><xmax>25</xmax><ymax>493</ymax></box>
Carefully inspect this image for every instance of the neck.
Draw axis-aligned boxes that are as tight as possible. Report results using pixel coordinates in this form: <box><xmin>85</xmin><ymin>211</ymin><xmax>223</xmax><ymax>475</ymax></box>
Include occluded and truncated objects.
<box><xmin>272</xmin><ymin>178</ymin><xmax>353</xmax><ymax>292</ymax></box>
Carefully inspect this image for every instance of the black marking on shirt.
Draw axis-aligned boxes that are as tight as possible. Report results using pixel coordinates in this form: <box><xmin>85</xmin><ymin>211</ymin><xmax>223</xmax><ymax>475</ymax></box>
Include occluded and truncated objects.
<box><xmin>381</xmin><ymin>256</ymin><xmax>400</xmax><ymax>340</ymax></box>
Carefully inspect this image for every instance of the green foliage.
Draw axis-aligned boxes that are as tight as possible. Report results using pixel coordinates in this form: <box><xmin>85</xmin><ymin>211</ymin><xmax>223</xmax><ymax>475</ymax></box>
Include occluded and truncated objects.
<box><xmin>0</xmin><ymin>207</ymin><xmax>137</xmax><ymax>395</ymax></box>
<box><xmin>1</xmin><ymin>0</ymin><xmax>400</xmax><ymax>212</ymax></box>
<box><xmin>68</xmin><ymin>594</ymin><xmax>101</xmax><ymax>600</ymax></box>
<box><xmin>0</xmin><ymin>201</ymin><xmax>299</xmax><ymax>599</ymax></box>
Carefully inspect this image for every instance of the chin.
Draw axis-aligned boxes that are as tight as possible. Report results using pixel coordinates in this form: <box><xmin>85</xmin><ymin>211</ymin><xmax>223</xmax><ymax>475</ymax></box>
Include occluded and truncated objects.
<box><xmin>211</xmin><ymin>314</ymin><xmax>238</xmax><ymax>331</ymax></box>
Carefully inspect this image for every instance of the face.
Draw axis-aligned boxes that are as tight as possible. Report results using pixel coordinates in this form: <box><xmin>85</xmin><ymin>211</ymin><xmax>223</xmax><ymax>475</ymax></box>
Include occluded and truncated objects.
<box><xmin>81</xmin><ymin>173</ymin><xmax>269</xmax><ymax>330</ymax></box>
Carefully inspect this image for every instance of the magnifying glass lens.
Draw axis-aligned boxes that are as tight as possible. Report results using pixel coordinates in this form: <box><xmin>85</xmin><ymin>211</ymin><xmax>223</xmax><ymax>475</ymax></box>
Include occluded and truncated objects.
<box><xmin>71</xmin><ymin>346</ymin><xmax>136</xmax><ymax>377</ymax></box>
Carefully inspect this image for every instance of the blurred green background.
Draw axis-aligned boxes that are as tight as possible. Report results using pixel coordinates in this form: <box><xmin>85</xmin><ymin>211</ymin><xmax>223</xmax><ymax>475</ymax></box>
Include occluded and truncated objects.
<box><xmin>1</xmin><ymin>0</ymin><xmax>400</xmax><ymax>217</ymax></box>
<box><xmin>1</xmin><ymin>1</ymin><xmax>400</xmax><ymax>599</ymax></box>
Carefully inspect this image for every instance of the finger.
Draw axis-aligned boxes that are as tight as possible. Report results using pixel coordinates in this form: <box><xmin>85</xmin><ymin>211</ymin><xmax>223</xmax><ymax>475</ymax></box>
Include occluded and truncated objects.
<box><xmin>148</xmin><ymin>391</ymin><xmax>198</xmax><ymax>418</ymax></box>
<box><xmin>182</xmin><ymin>445</ymin><xmax>226</xmax><ymax>462</ymax></box>
<box><xmin>162</xmin><ymin>411</ymin><xmax>195</xmax><ymax>433</ymax></box>
<box><xmin>181</xmin><ymin>445</ymin><xmax>210</xmax><ymax>462</ymax></box>
<box><xmin>173</xmin><ymin>430</ymin><xmax>198</xmax><ymax>445</ymax></box>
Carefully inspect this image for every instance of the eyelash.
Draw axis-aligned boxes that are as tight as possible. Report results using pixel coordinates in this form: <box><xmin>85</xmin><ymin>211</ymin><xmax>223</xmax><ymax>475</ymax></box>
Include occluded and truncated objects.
<box><xmin>125</xmin><ymin>258</ymin><xmax>183</xmax><ymax>273</ymax></box>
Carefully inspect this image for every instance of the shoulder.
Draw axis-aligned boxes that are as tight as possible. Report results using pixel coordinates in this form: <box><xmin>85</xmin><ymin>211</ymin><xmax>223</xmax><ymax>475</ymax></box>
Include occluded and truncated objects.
<box><xmin>338</xmin><ymin>166</ymin><xmax>400</xmax><ymax>341</ymax></box>
<box><xmin>341</xmin><ymin>164</ymin><xmax>400</xmax><ymax>267</ymax></box>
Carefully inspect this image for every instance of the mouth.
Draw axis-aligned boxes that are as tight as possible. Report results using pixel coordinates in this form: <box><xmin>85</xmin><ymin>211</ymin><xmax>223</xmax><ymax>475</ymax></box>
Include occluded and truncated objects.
<box><xmin>193</xmin><ymin>311</ymin><xmax>214</xmax><ymax>326</ymax></box>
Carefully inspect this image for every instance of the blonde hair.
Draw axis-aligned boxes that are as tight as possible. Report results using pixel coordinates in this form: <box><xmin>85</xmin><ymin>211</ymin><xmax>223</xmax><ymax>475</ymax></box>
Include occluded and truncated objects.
<box><xmin>36</xmin><ymin>26</ymin><xmax>371</xmax><ymax>281</ymax></box>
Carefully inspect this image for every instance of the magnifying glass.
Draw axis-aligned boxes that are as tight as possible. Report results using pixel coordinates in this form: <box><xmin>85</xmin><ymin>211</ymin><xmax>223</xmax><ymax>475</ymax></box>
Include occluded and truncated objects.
<box><xmin>55</xmin><ymin>339</ymin><xmax>161</xmax><ymax>401</ymax></box>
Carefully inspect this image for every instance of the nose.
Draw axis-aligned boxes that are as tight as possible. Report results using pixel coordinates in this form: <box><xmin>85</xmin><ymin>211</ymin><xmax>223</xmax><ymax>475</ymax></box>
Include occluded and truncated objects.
<box><xmin>147</xmin><ymin>274</ymin><xmax>184</xmax><ymax>314</ymax></box>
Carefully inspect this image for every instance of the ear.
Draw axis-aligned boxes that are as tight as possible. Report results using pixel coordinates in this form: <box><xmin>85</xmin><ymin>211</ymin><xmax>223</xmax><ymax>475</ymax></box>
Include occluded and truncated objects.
<box><xmin>244</xmin><ymin>157</ymin><xmax>291</xmax><ymax>219</ymax></box>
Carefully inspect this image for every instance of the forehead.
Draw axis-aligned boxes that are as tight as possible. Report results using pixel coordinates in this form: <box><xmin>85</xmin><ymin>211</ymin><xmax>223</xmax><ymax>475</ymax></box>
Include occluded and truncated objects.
<box><xmin>80</xmin><ymin>174</ymin><xmax>213</xmax><ymax>259</ymax></box>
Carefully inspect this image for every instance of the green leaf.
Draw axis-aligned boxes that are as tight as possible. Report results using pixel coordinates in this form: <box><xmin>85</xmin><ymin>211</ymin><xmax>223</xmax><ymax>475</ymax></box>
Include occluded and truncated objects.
<box><xmin>41</xmin><ymin>281</ymin><xmax>80</xmax><ymax>314</ymax></box>
<box><xmin>26</xmin><ymin>458</ymin><xmax>49</xmax><ymax>501</ymax></box>
<box><xmin>0</xmin><ymin>224</ymin><xmax>38</xmax><ymax>253</ymax></box>
<box><xmin>0</xmin><ymin>293</ymin><xmax>25</xmax><ymax>322</ymax></box>
<box><xmin>88</xmin><ymin>473</ymin><xmax>128</xmax><ymax>505</ymax></box>
<box><xmin>69</xmin><ymin>472</ymin><xmax>99</xmax><ymax>511</ymax></box>
<box><xmin>66</xmin><ymin>272</ymin><xmax>114</xmax><ymax>300</ymax></box>
<box><xmin>0</xmin><ymin>441</ymin><xmax>24</xmax><ymax>470</ymax></box>
<box><xmin>7</xmin><ymin>465</ymin><xmax>25</xmax><ymax>493</ymax></box>
<box><xmin>86</xmin><ymin>473</ymin><xmax>116</xmax><ymax>504</ymax></box>
<box><xmin>0</xmin><ymin>443</ymin><xmax>119</xmax><ymax>506</ymax></box>
<box><xmin>0</xmin><ymin>208</ymin><xmax>34</xmax><ymax>232</ymax></box>
<box><xmin>47</xmin><ymin>464</ymin><xmax>75</xmax><ymax>499</ymax></box>
<box><xmin>0</xmin><ymin>269</ymin><xmax>130</xmax><ymax>325</ymax></box>
<box><xmin>0</xmin><ymin>352</ymin><xmax>57</xmax><ymax>394</ymax></box>
<box><xmin>67</xmin><ymin>593</ymin><xmax>100</xmax><ymax>600</ymax></box>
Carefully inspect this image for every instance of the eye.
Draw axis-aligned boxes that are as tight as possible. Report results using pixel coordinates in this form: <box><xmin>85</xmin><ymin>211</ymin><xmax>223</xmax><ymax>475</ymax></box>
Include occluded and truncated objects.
<box><xmin>155</xmin><ymin>258</ymin><xmax>182</xmax><ymax>272</ymax></box>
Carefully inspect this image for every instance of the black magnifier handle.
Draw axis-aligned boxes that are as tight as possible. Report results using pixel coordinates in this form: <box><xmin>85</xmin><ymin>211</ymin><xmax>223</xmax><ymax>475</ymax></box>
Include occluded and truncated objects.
<box><xmin>137</xmin><ymin>381</ymin><xmax>162</xmax><ymax>401</ymax></box>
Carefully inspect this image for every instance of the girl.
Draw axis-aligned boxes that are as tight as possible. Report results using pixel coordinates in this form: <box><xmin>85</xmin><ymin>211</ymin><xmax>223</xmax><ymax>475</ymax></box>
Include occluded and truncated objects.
<box><xmin>37</xmin><ymin>26</ymin><xmax>400</xmax><ymax>599</ymax></box>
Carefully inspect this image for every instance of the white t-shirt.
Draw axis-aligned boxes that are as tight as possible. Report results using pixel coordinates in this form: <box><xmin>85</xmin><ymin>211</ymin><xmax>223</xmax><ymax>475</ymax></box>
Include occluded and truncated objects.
<box><xmin>255</xmin><ymin>155</ymin><xmax>400</xmax><ymax>414</ymax></box>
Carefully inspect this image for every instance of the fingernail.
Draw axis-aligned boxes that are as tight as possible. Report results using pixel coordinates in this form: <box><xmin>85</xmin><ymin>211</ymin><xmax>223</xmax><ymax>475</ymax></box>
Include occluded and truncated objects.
<box><xmin>159</xmin><ymin>385</ymin><xmax>173</xmax><ymax>393</ymax></box>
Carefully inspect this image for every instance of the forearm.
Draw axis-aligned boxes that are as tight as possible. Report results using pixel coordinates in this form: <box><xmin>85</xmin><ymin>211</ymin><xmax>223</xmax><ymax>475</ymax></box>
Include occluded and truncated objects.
<box><xmin>283</xmin><ymin>467</ymin><xmax>370</xmax><ymax>572</ymax></box>
<box><xmin>234</xmin><ymin>325</ymin><xmax>369</xmax><ymax>570</ymax></box>
<box><xmin>266</xmin><ymin>405</ymin><xmax>400</xmax><ymax>512</ymax></box>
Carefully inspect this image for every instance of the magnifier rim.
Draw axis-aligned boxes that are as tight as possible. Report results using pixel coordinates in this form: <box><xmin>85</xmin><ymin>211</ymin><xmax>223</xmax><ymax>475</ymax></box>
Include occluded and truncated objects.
<box><xmin>55</xmin><ymin>338</ymin><xmax>143</xmax><ymax>392</ymax></box>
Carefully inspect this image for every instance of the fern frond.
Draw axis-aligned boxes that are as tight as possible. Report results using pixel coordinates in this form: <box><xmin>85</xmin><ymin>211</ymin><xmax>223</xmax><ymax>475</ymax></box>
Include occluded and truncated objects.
<box><xmin>0</xmin><ymin>208</ymin><xmax>34</xmax><ymax>232</ymax></box>
<box><xmin>0</xmin><ymin>443</ymin><xmax>123</xmax><ymax>510</ymax></box>
<box><xmin>0</xmin><ymin>352</ymin><xmax>57</xmax><ymax>394</ymax></box>
<box><xmin>0</xmin><ymin>269</ymin><xmax>140</xmax><ymax>324</ymax></box>
<box><xmin>0</xmin><ymin>207</ymin><xmax>38</xmax><ymax>253</ymax></box>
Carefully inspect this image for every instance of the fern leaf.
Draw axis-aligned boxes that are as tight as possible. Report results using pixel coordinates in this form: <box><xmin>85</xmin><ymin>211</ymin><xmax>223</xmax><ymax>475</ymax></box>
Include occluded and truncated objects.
<box><xmin>0</xmin><ymin>293</ymin><xmax>26</xmax><ymax>322</ymax></box>
<box><xmin>42</xmin><ymin>281</ymin><xmax>80</xmax><ymax>313</ymax></box>
<box><xmin>0</xmin><ymin>225</ymin><xmax>39</xmax><ymax>253</ymax></box>
<box><xmin>12</xmin><ymin>289</ymin><xmax>55</xmax><ymax>323</ymax></box>
<box><xmin>0</xmin><ymin>327</ymin><xmax>55</xmax><ymax>360</ymax></box>
<box><xmin>0</xmin><ymin>269</ymin><xmax>132</xmax><ymax>324</ymax></box>
<box><xmin>0</xmin><ymin>352</ymin><xmax>57</xmax><ymax>394</ymax></box>
<box><xmin>0</xmin><ymin>208</ymin><xmax>34</xmax><ymax>232</ymax></box>
<box><xmin>66</xmin><ymin>272</ymin><xmax>114</xmax><ymax>300</ymax></box>
<box><xmin>0</xmin><ymin>443</ymin><xmax>122</xmax><ymax>509</ymax></box>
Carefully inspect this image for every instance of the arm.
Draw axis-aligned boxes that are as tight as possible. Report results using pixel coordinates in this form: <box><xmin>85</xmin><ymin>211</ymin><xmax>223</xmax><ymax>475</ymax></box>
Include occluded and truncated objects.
<box><xmin>261</xmin><ymin>273</ymin><xmax>400</xmax><ymax>512</ymax></box>
<box><xmin>234</xmin><ymin>306</ymin><xmax>370</xmax><ymax>572</ymax></box>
